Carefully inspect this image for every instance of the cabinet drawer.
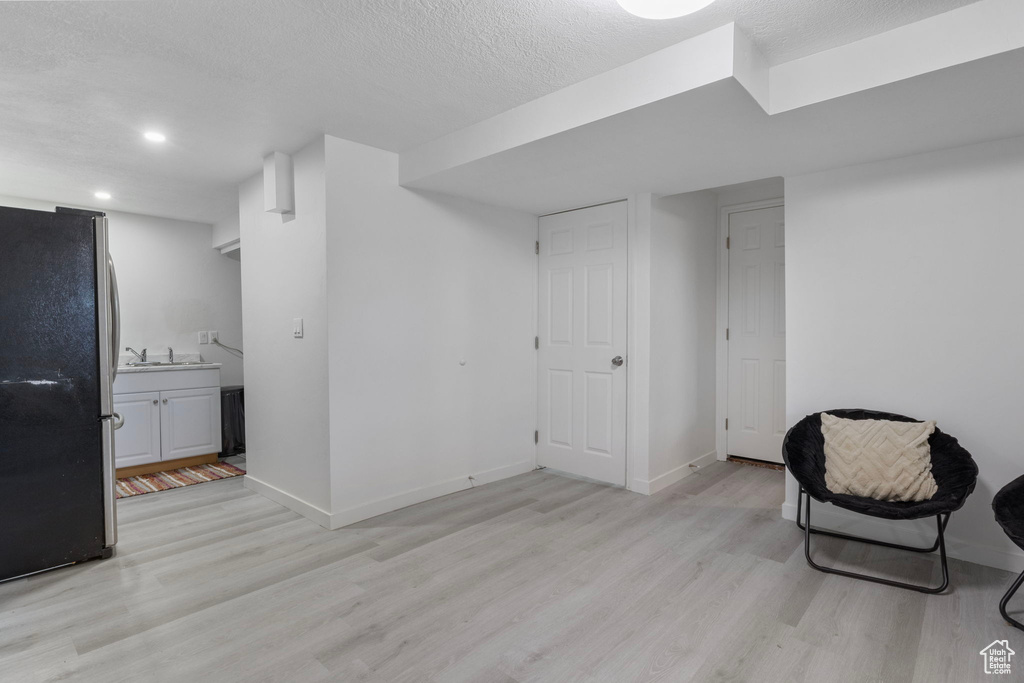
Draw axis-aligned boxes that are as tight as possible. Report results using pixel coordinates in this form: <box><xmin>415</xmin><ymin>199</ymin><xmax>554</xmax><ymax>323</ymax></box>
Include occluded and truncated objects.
<box><xmin>114</xmin><ymin>368</ymin><xmax>220</xmax><ymax>394</ymax></box>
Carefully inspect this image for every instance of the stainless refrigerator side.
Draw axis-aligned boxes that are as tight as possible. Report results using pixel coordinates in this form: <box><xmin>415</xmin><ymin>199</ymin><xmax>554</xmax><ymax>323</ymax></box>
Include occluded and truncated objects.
<box><xmin>94</xmin><ymin>215</ymin><xmax>119</xmax><ymax>550</ymax></box>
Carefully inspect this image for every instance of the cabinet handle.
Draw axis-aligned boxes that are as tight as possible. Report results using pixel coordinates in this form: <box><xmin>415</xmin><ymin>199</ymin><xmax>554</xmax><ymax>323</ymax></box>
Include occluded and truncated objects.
<box><xmin>153</xmin><ymin>399</ymin><xmax>158</xmax><ymax>405</ymax></box>
<box><xmin>162</xmin><ymin>398</ymin><xmax>168</xmax><ymax>404</ymax></box>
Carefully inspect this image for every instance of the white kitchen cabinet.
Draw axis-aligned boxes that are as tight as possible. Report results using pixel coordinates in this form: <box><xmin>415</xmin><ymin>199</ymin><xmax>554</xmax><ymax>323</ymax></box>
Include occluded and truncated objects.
<box><xmin>112</xmin><ymin>391</ymin><xmax>161</xmax><ymax>468</ymax></box>
<box><xmin>160</xmin><ymin>387</ymin><xmax>221</xmax><ymax>460</ymax></box>
<box><xmin>113</xmin><ymin>365</ymin><xmax>222</xmax><ymax>470</ymax></box>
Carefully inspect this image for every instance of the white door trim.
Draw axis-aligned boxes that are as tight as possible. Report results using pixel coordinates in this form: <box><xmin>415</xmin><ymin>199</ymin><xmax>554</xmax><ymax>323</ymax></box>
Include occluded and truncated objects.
<box><xmin>531</xmin><ymin>214</ymin><xmax>540</xmax><ymax>472</ymax></box>
<box><xmin>625</xmin><ymin>194</ymin><xmax>650</xmax><ymax>493</ymax></box>
<box><xmin>535</xmin><ymin>195</ymin><xmax>647</xmax><ymax>491</ymax></box>
<box><xmin>716</xmin><ymin>198</ymin><xmax>784</xmax><ymax>462</ymax></box>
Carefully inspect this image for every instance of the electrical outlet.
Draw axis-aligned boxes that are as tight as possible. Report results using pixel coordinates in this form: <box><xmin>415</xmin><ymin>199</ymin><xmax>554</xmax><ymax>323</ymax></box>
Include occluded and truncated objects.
<box><xmin>198</xmin><ymin>331</ymin><xmax>209</xmax><ymax>344</ymax></box>
<box><xmin>209</xmin><ymin>330</ymin><xmax>219</xmax><ymax>343</ymax></box>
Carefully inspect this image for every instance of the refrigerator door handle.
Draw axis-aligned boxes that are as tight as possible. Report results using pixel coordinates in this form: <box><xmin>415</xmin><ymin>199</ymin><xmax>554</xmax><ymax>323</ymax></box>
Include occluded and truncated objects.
<box><xmin>101</xmin><ymin>416</ymin><xmax>118</xmax><ymax>548</ymax></box>
<box><xmin>108</xmin><ymin>253</ymin><xmax>120</xmax><ymax>381</ymax></box>
<box><xmin>95</xmin><ymin>216</ymin><xmax>114</xmax><ymax>416</ymax></box>
<box><xmin>94</xmin><ymin>216</ymin><xmax>118</xmax><ymax>549</ymax></box>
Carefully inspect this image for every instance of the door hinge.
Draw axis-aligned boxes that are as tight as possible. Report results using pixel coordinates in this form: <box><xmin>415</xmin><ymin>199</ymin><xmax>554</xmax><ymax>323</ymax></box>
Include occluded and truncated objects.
<box><xmin>725</xmin><ymin>418</ymin><xmax>729</xmax><ymax>430</ymax></box>
<box><xmin>535</xmin><ymin>336</ymin><xmax>539</xmax><ymax>350</ymax></box>
<box><xmin>534</xmin><ymin>430</ymin><xmax>539</xmax><ymax>444</ymax></box>
<box><xmin>726</xmin><ymin>236</ymin><xmax>731</xmax><ymax>249</ymax></box>
<box><xmin>726</xmin><ymin>328</ymin><xmax>730</xmax><ymax>341</ymax></box>
<box><xmin>535</xmin><ymin>241</ymin><xmax>540</xmax><ymax>255</ymax></box>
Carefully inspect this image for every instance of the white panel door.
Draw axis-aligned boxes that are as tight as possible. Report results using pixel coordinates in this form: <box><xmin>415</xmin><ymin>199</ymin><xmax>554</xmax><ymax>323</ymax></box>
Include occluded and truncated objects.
<box><xmin>727</xmin><ymin>205</ymin><xmax>786</xmax><ymax>463</ymax></box>
<box><xmin>112</xmin><ymin>391</ymin><xmax>161</xmax><ymax>468</ymax></box>
<box><xmin>538</xmin><ymin>202</ymin><xmax>628</xmax><ymax>485</ymax></box>
<box><xmin>160</xmin><ymin>387</ymin><xmax>221</xmax><ymax>460</ymax></box>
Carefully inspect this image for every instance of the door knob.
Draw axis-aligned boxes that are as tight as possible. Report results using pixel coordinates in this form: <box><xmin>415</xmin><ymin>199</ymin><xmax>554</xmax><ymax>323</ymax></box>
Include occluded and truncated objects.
<box><xmin>612</xmin><ymin>356</ymin><xmax>624</xmax><ymax>367</ymax></box>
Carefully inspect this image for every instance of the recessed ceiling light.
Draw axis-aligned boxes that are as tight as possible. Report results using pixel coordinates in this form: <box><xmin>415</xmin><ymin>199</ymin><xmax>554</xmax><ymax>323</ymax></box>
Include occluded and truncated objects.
<box><xmin>617</xmin><ymin>0</ymin><xmax>716</xmax><ymax>19</ymax></box>
<box><xmin>94</xmin><ymin>191</ymin><xmax>112</xmax><ymax>200</ymax></box>
<box><xmin>144</xmin><ymin>131</ymin><xmax>167</xmax><ymax>143</ymax></box>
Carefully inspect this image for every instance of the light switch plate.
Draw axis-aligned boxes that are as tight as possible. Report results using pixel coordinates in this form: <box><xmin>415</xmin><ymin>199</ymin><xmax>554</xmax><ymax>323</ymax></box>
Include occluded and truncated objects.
<box><xmin>293</xmin><ymin>318</ymin><xmax>303</xmax><ymax>338</ymax></box>
<box><xmin>198</xmin><ymin>331</ymin><xmax>209</xmax><ymax>344</ymax></box>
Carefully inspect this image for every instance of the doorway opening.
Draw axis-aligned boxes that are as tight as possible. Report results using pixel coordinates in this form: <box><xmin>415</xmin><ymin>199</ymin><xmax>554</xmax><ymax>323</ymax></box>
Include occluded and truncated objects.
<box><xmin>717</xmin><ymin>194</ymin><xmax>786</xmax><ymax>467</ymax></box>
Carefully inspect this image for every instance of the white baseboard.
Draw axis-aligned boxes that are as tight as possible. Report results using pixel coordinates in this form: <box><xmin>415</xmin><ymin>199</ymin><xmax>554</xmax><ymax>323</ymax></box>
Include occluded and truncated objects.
<box><xmin>631</xmin><ymin>450</ymin><xmax>718</xmax><ymax>496</ymax></box>
<box><xmin>781</xmin><ymin>501</ymin><xmax>1024</xmax><ymax>574</ymax></box>
<box><xmin>243</xmin><ymin>475</ymin><xmax>332</xmax><ymax>529</ymax></box>
<box><xmin>246</xmin><ymin>461</ymin><xmax>536</xmax><ymax>531</ymax></box>
<box><xmin>326</xmin><ymin>460</ymin><xmax>536</xmax><ymax>530</ymax></box>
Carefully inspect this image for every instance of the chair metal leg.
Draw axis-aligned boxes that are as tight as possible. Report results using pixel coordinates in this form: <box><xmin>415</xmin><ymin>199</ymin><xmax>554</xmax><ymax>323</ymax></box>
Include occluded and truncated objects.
<box><xmin>1000</xmin><ymin>569</ymin><xmax>1024</xmax><ymax>630</ymax></box>
<box><xmin>796</xmin><ymin>488</ymin><xmax>950</xmax><ymax>553</ymax></box>
<box><xmin>801</xmin><ymin>489</ymin><xmax>950</xmax><ymax>594</ymax></box>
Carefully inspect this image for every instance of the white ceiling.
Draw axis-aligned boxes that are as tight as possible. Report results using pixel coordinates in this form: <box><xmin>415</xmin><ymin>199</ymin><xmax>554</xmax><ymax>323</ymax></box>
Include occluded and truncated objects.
<box><xmin>408</xmin><ymin>48</ymin><xmax>1024</xmax><ymax>215</ymax></box>
<box><xmin>0</xmin><ymin>0</ymin><xmax>979</xmax><ymax>223</ymax></box>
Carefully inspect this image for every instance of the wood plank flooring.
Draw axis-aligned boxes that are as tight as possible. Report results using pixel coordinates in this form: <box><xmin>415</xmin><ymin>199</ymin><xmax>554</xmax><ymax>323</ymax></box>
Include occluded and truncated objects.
<box><xmin>0</xmin><ymin>461</ymin><xmax>1018</xmax><ymax>682</ymax></box>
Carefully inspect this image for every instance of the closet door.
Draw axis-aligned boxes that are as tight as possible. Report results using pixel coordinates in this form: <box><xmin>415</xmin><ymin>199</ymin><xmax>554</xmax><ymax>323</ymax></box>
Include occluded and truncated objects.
<box><xmin>537</xmin><ymin>201</ymin><xmax>628</xmax><ymax>486</ymax></box>
<box><xmin>727</xmin><ymin>205</ymin><xmax>786</xmax><ymax>464</ymax></box>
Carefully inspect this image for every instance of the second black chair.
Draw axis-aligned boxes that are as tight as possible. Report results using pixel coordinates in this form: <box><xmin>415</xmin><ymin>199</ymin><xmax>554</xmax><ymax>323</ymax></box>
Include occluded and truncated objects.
<box><xmin>993</xmin><ymin>475</ymin><xmax>1024</xmax><ymax>629</ymax></box>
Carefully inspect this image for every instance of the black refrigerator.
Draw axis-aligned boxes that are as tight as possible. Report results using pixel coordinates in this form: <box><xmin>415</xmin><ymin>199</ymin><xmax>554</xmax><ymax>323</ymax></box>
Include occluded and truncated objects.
<box><xmin>0</xmin><ymin>205</ymin><xmax>120</xmax><ymax>582</ymax></box>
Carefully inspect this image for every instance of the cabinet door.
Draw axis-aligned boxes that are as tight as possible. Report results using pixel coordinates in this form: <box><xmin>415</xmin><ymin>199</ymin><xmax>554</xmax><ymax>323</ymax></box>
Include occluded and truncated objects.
<box><xmin>113</xmin><ymin>392</ymin><xmax>162</xmax><ymax>468</ymax></box>
<box><xmin>160</xmin><ymin>387</ymin><xmax>221</xmax><ymax>460</ymax></box>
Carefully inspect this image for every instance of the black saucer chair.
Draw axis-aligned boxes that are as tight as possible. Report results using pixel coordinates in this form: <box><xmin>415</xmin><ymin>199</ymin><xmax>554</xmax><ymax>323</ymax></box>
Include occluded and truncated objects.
<box><xmin>783</xmin><ymin>409</ymin><xmax>978</xmax><ymax>594</ymax></box>
<box><xmin>993</xmin><ymin>475</ymin><xmax>1024</xmax><ymax>630</ymax></box>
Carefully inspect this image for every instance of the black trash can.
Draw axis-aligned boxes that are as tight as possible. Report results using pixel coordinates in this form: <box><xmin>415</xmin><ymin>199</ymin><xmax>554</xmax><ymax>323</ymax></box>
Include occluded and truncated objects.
<box><xmin>220</xmin><ymin>385</ymin><xmax>245</xmax><ymax>457</ymax></box>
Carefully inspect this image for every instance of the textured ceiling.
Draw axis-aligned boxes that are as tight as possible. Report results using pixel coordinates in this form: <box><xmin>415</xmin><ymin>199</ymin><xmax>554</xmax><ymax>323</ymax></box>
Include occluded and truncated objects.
<box><xmin>0</xmin><ymin>0</ymin><xmax>980</xmax><ymax>222</ymax></box>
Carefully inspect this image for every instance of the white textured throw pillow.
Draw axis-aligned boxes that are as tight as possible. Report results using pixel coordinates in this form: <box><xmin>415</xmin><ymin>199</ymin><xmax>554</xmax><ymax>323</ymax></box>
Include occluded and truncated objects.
<box><xmin>821</xmin><ymin>413</ymin><xmax>938</xmax><ymax>502</ymax></box>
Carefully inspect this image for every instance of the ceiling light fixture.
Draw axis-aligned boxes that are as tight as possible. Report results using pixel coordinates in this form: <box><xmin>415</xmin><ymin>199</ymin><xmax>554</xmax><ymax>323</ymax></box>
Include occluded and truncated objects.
<box><xmin>144</xmin><ymin>131</ymin><xmax>166</xmax><ymax>143</ymax></box>
<box><xmin>617</xmin><ymin>0</ymin><xmax>716</xmax><ymax>19</ymax></box>
<box><xmin>94</xmin><ymin>191</ymin><xmax>111</xmax><ymax>200</ymax></box>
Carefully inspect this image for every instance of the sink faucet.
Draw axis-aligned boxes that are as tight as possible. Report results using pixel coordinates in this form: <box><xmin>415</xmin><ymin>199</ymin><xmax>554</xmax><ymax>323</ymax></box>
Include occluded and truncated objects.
<box><xmin>126</xmin><ymin>347</ymin><xmax>147</xmax><ymax>362</ymax></box>
<box><xmin>168</xmin><ymin>347</ymin><xmax>174</xmax><ymax>363</ymax></box>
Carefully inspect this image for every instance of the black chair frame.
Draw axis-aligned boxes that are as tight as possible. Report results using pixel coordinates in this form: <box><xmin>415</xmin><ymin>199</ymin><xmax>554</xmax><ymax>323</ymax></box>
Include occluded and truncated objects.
<box><xmin>796</xmin><ymin>488</ymin><xmax>951</xmax><ymax>594</ymax></box>
<box><xmin>784</xmin><ymin>409</ymin><xmax>977</xmax><ymax>596</ymax></box>
<box><xmin>999</xmin><ymin>571</ymin><xmax>1024</xmax><ymax>630</ymax></box>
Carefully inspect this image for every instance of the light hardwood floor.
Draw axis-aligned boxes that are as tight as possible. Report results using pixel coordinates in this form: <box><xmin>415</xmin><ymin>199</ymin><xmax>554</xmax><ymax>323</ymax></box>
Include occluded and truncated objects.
<box><xmin>0</xmin><ymin>461</ymin><xmax>1018</xmax><ymax>682</ymax></box>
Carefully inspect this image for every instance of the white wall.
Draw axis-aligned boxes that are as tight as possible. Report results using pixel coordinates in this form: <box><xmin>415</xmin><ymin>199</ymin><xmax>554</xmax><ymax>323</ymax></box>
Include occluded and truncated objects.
<box><xmin>0</xmin><ymin>194</ymin><xmax>243</xmax><ymax>386</ymax></box>
<box><xmin>715</xmin><ymin>177</ymin><xmax>784</xmax><ymax>209</ymax></box>
<box><xmin>236</xmin><ymin>135</ymin><xmax>538</xmax><ymax>528</ymax></box>
<box><xmin>785</xmin><ymin>136</ymin><xmax>1024</xmax><ymax>571</ymax></box>
<box><xmin>323</xmin><ymin>136</ymin><xmax>538</xmax><ymax>526</ymax></box>
<box><xmin>212</xmin><ymin>214</ymin><xmax>240</xmax><ymax>251</ymax></box>
<box><xmin>644</xmin><ymin>191</ymin><xmax>719</xmax><ymax>493</ymax></box>
<box><xmin>238</xmin><ymin>139</ymin><xmax>333</xmax><ymax>519</ymax></box>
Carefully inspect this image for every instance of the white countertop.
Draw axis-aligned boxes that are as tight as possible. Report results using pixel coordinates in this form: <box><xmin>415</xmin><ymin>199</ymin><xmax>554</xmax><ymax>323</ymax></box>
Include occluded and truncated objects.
<box><xmin>117</xmin><ymin>363</ymin><xmax>222</xmax><ymax>374</ymax></box>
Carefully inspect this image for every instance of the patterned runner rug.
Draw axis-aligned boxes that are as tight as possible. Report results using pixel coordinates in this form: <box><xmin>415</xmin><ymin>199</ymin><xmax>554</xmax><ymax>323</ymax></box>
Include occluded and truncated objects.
<box><xmin>117</xmin><ymin>462</ymin><xmax>245</xmax><ymax>498</ymax></box>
